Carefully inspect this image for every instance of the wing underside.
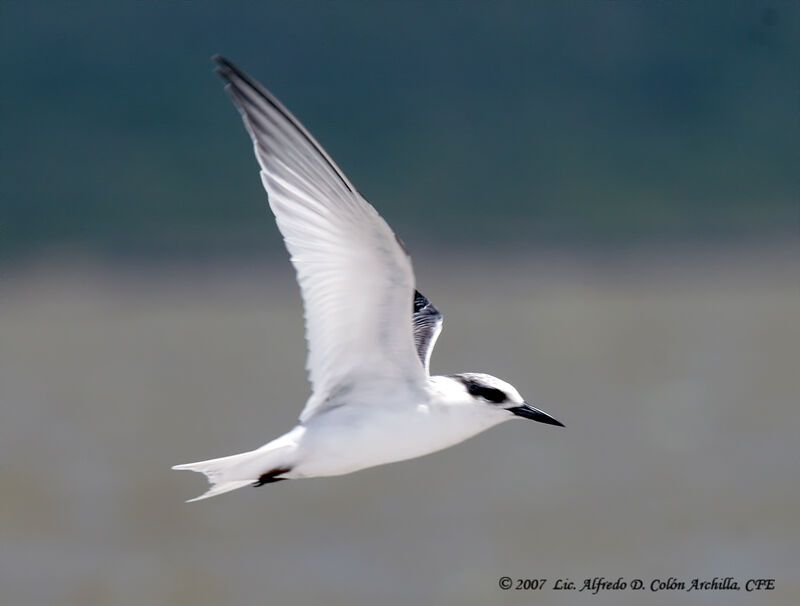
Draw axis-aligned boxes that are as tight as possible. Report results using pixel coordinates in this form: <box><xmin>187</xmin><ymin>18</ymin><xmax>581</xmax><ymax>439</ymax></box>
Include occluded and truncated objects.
<box><xmin>213</xmin><ymin>56</ymin><xmax>427</xmax><ymax>420</ymax></box>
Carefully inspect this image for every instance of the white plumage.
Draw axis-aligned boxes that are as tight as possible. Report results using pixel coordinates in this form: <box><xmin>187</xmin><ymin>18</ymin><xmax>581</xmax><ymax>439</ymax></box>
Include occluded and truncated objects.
<box><xmin>172</xmin><ymin>57</ymin><xmax>563</xmax><ymax>502</ymax></box>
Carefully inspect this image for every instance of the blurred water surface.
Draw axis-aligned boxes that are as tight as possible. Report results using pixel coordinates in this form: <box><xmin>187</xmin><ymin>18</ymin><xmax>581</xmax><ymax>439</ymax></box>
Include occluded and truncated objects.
<box><xmin>1</xmin><ymin>248</ymin><xmax>798</xmax><ymax>605</ymax></box>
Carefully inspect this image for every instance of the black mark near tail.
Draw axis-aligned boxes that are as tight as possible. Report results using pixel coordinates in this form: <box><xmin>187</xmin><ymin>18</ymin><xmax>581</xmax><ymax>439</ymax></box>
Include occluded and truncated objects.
<box><xmin>253</xmin><ymin>466</ymin><xmax>292</xmax><ymax>487</ymax></box>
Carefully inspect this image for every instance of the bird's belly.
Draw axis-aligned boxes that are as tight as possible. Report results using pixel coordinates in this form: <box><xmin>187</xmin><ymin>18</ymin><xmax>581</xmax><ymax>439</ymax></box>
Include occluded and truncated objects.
<box><xmin>291</xmin><ymin>405</ymin><xmax>483</xmax><ymax>478</ymax></box>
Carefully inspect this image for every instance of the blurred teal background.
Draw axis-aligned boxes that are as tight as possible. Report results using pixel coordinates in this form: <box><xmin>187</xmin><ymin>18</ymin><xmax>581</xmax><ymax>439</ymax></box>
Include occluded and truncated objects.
<box><xmin>2</xmin><ymin>2</ymin><xmax>798</xmax><ymax>258</ymax></box>
<box><xmin>1</xmin><ymin>3</ymin><xmax>799</xmax><ymax>606</ymax></box>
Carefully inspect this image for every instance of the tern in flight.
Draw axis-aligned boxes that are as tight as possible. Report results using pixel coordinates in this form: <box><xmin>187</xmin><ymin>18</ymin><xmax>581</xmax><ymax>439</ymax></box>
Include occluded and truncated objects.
<box><xmin>173</xmin><ymin>56</ymin><xmax>563</xmax><ymax>501</ymax></box>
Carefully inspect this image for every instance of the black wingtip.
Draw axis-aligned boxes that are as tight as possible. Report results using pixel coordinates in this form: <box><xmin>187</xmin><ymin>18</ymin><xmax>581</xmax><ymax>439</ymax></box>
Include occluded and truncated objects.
<box><xmin>212</xmin><ymin>55</ymin><xmax>245</xmax><ymax>85</ymax></box>
<box><xmin>207</xmin><ymin>53</ymin><xmax>357</xmax><ymax>194</ymax></box>
<box><xmin>211</xmin><ymin>54</ymin><xmax>230</xmax><ymax>67</ymax></box>
<box><xmin>212</xmin><ymin>55</ymin><xmax>235</xmax><ymax>82</ymax></box>
<box><xmin>211</xmin><ymin>56</ymin><xmax>259</xmax><ymax>96</ymax></box>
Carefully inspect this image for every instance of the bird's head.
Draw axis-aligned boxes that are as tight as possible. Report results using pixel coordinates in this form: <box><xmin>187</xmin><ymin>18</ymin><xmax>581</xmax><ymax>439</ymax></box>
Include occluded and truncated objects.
<box><xmin>447</xmin><ymin>373</ymin><xmax>564</xmax><ymax>427</ymax></box>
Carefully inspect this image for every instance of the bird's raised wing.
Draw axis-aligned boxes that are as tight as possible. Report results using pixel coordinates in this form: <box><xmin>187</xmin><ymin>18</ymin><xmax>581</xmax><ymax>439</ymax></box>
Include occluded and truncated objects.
<box><xmin>413</xmin><ymin>291</ymin><xmax>443</xmax><ymax>375</ymax></box>
<box><xmin>214</xmin><ymin>56</ymin><xmax>425</xmax><ymax>420</ymax></box>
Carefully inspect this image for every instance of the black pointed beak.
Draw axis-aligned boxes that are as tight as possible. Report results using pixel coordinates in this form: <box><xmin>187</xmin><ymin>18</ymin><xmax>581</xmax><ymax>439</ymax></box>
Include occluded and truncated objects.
<box><xmin>507</xmin><ymin>404</ymin><xmax>564</xmax><ymax>427</ymax></box>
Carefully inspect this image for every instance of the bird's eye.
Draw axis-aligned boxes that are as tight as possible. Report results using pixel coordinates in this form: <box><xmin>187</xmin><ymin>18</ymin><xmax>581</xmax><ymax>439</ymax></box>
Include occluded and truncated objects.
<box><xmin>467</xmin><ymin>383</ymin><xmax>507</xmax><ymax>404</ymax></box>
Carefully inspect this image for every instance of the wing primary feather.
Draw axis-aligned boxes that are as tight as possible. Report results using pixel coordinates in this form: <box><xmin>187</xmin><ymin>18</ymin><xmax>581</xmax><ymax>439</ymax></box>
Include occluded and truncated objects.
<box><xmin>412</xmin><ymin>290</ymin><xmax>443</xmax><ymax>374</ymax></box>
<box><xmin>213</xmin><ymin>56</ymin><xmax>426</xmax><ymax>419</ymax></box>
<box><xmin>212</xmin><ymin>55</ymin><xmax>355</xmax><ymax>194</ymax></box>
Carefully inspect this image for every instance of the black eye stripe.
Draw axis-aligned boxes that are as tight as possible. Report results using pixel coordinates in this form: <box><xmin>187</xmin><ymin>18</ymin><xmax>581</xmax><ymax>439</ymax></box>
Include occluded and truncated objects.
<box><xmin>466</xmin><ymin>383</ymin><xmax>507</xmax><ymax>404</ymax></box>
<box><xmin>447</xmin><ymin>374</ymin><xmax>510</xmax><ymax>404</ymax></box>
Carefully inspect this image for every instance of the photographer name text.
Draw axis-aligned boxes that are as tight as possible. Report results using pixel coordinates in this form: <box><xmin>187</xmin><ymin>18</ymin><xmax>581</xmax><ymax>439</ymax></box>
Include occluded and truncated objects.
<box><xmin>497</xmin><ymin>576</ymin><xmax>775</xmax><ymax>593</ymax></box>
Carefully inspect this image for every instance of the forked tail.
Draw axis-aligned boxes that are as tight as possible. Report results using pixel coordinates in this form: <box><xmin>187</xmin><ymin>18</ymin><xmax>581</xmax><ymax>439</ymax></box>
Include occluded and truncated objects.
<box><xmin>172</xmin><ymin>443</ymin><xmax>292</xmax><ymax>502</ymax></box>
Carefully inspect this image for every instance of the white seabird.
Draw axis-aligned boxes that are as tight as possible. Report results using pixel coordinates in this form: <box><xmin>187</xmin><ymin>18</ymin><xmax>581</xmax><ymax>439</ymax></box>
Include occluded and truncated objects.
<box><xmin>173</xmin><ymin>56</ymin><xmax>563</xmax><ymax>502</ymax></box>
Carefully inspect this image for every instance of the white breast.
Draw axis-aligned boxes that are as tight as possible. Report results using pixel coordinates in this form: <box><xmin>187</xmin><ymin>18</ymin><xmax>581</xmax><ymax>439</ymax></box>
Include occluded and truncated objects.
<box><xmin>289</xmin><ymin>386</ymin><xmax>503</xmax><ymax>478</ymax></box>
